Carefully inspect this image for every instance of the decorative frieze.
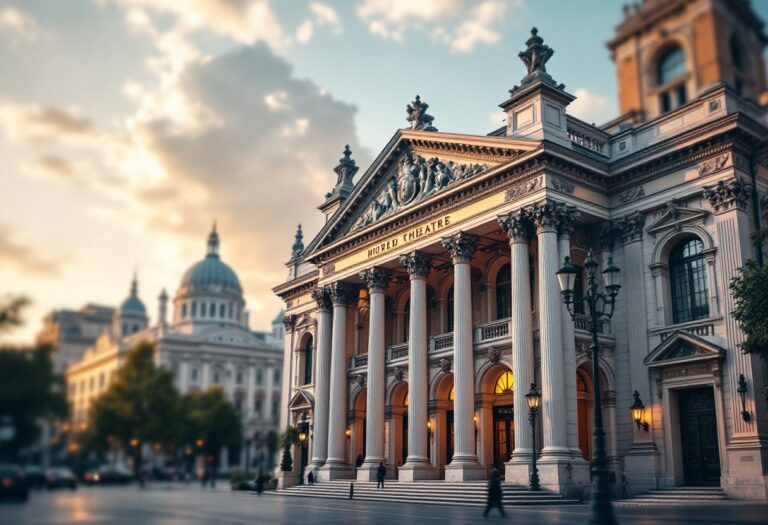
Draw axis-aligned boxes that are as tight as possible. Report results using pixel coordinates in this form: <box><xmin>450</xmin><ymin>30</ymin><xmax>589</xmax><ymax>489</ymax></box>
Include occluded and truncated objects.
<box><xmin>505</xmin><ymin>176</ymin><xmax>542</xmax><ymax>202</ymax></box>
<box><xmin>697</xmin><ymin>153</ymin><xmax>728</xmax><ymax>177</ymax></box>
<box><xmin>551</xmin><ymin>176</ymin><xmax>575</xmax><ymax>195</ymax></box>
<box><xmin>310</xmin><ymin>288</ymin><xmax>333</xmax><ymax>312</ymax></box>
<box><xmin>441</xmin><ymin>231</ymin><xmax>480</xmax><ymax>263</ymax></box>
<box><xmin>618</xmin><ymin>186</ymin><xmax>645</xmax><ymax>204</ymax></box>
<box><xmin>359</xmin><ymin>267</ymin><xmax>393</xmax><ymax>292</ymax></box>
<box><xmin>615</xmin><ymin>211</ymin><xmax>645</xmax><ymax>245</ymax></box>
<box><xmin>497</xmin><ymin>209</ymin><xmax>532</xmax><ymax>243</ymax></box>
<box><xmin>399</xmin><ymin>251</ymin><xmax>433</xmax><ymax>278</ymax></box>
<box><xmin>702</xmin><ymin>177</ymin><xmax>750</xmax><ymax>213</ymax></box>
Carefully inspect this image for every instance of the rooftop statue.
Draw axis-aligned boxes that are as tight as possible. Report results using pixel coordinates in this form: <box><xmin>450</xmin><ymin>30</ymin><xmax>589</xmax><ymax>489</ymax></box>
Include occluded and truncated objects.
<box><xmin>517</xmin><ymin>27</ymin><xmax>561</xmax><ymax>88</ymax></box>
<box><xmin>406</xmin><ymin>95</ymin><xmax>438</xmax><ymax>132</ymax></box>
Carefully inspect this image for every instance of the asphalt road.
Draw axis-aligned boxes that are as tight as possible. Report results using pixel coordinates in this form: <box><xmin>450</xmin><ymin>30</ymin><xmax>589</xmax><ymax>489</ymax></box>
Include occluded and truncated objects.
<box><xmin>3</xmin><ymin>484</ymin><xmax>768</xmax><ymax>525</ymax></box>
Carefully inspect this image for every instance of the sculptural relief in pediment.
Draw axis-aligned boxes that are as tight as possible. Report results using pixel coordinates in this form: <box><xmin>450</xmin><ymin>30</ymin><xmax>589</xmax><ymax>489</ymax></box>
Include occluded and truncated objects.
<box><xmin>349</xmin><ymin>152</ymin><xmax>488</xmax><ymax>233</ymax></box>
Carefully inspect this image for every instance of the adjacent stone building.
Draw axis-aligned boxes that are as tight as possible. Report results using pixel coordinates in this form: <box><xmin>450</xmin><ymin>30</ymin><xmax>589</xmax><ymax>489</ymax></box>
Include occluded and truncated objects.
<box><xmin>274</xmin><ymin>0</ymin><xmax>768</xmax><ymax>500</ymax></box>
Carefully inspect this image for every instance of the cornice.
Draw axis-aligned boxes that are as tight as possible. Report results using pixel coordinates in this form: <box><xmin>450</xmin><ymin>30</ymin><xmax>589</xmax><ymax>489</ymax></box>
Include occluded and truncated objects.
<box><xmin>272</xmin><ymin>270</ymin><xmax>319</xmax><ymax>301</ymax></box>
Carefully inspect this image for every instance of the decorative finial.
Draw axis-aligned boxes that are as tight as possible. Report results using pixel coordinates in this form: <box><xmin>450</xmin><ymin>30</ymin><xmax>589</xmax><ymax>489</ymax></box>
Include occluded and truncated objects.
<box><xmin>518</xmin><ymin>26</ymin><xmax>555</xmax><ymax>86</ymax></box>
<box><xmin>130</xmin><ymin>269</ymin><xmax>138</xmax><ymax>297</ymax></box>
<box><xmin>158</xmin><ymin>288</ymin><xmax>168</xmax><ymax>300</ymax></box>
<box><xmin>328</xmin><ymin>145</ymin><xmax>358</xmax><ymax>200</ymax></box>
<box><xmin>207</xmin><ymin>223</ymin><xmax>220</xmax><ymax>258</ymax></box>
<box><xmin>291</xmin><ymin>224</ymin><xmax>304</xmax><ymax>259</ymax></box>
<box><xmin>406</xmin><ymin>95</ymin><xmax>437</xmax><ymax>132</ymax></box>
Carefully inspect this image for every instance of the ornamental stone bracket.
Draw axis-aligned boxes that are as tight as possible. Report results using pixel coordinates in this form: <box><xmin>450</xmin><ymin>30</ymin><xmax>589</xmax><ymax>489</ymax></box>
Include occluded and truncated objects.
<box><xmin>439</xmin><ymin>358</ymin><xmax>452</xmax><ymax>374</ymax></box>
<box><xmin>702</xmin><ymin>177</ymin><xmax>751</xmax><ymax>213</ymax></box>
<box><xmin>487</xmin><ymin>346</ymin><xmax>501</xmax><ymax>364</ymax></box>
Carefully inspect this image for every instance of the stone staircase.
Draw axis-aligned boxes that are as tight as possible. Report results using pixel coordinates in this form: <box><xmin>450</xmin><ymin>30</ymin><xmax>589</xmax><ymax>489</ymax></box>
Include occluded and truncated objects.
<box><xmin>278</xmin><ymin>480</ymin><xmax>581</xmax><ymax>507</ymax></box>
<box><xmin>618</xmin><ymin>486</ymin><xmax>728</xmax><ymax>506</ymax></box>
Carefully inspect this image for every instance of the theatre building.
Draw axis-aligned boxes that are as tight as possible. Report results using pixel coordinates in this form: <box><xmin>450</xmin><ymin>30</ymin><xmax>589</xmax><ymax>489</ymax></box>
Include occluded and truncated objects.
<box><xmin>274</xmin><ymin>0</ymin><xmax>768</xmax><ymax>499</ymax></box>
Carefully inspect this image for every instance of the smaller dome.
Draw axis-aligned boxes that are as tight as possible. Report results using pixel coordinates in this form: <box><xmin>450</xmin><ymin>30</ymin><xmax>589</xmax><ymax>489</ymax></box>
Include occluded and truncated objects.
<box><xmin>273</xmin><ymin>309</ymin><xmax>285</xmax><ymax>324</ymax></box>
<box><xmin>177</xmin><ymin>224</ymin><xmax>243</xmax><ymax>294</ymax></box>
<box><xmin>120</xmin><ymin>273</ymin><xmax>146</xmax><ymax>315</ymax></box>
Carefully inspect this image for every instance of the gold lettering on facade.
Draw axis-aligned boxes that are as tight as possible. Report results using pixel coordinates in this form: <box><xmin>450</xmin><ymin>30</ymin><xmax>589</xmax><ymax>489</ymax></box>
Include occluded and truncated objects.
<box><xmin>367</xmin><ymin>215</ymin><xmax>451</xmax><ymax>259</ymax></box>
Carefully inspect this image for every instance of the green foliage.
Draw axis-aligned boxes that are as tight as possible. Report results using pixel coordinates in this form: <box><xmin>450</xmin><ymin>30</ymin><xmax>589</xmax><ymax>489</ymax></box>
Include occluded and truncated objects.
<box><xmin>84</xmin><ymin>342</ymin><xmax>182</xmax><ymax>460</ymax></box>
<box><xmin>279</xmin><ymin>426</ymin><xmax>297</xmax><ymax>471</ymax></box>
<box><xmin>731</xmin><ymin>231</ymin><xmax>768</xmax><ymax>358</ymax></box>
<box><xmin>0</xmin><ymin>296</ymin><xmax>30</xmax><ymax>333</ymax></box>
<box><xmin>181</xmin><ymin>386</ymin><xmax>242</xmax><ymax>466</ymax></box>
<box><xmin>0</xmin><ymin>344</ymin><xmax>68</xmax><ymax>461</ymax></box>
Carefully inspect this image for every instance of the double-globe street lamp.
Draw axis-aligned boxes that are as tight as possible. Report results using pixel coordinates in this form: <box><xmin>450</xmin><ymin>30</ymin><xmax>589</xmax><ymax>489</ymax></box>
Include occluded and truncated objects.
<box><xmin>525</xmin><ymin>384</ymin><xmax>542</xmax><ymax>492</ymax></box>
<box><xmin>557</xmin><ymin>250</ymin><xmax>620</xmax><ymax>525</ymax></box>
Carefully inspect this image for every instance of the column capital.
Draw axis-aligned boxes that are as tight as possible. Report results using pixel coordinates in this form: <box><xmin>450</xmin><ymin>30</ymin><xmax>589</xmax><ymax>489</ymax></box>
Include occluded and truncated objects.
<box><xmin>399</xmin><ymin>251</ymin><xmax>433</xmax><ymax>278</ymax></box>
<box><xmin>282</xmin><ymin>314</ymin><xmax>297</xmax><ymax>332</ymax></box>
<box><xmin>702</xmin><ymin>177</ymin><xmax>751</xmax><ymax>214</ymax></box>
<box><xmin>526</xmin><ymin>198</ymin><xmax>559</xmax><ymax>234</ymax></box>
<box><xmin>359</xmin><ymin>267</ymin><xmax>393</xmax><ymax>292</ymax></box>
<box><xmin>328</xmin><ymin>282</ymin><xmax>355</xmax><ymax>306</ymax></box>
<box><xmin>556</xmin><ymin>203</ymin><xmax>580</xmax><ymax>238</ymax></box>
<box><xmin>497</xmin><ymin>210</ymin><xmax>532</xmax><ymax>244</ymax></box>
<box><xmin>615</xmin><ymin>211</ymin><xmax>645</xmax><ymax>245</ymax></box>
<box><xmin>310</xmin><ymin>288</ymin><xmax>333</xmax><ymax>312</ymax></box>
<box><xmin>597</xmin><ymin>220</ymin><xmax>615</xmax><ymax>251</ymax></box>
<box><xmin>441</xmin><ymin>231</ymin><xmax>480</xmax><ymax>263</ymax></box>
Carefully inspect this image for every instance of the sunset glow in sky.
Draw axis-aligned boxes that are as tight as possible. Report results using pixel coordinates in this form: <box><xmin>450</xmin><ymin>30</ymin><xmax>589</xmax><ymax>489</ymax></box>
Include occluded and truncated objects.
<box><xmin>2</xmin><ymin>0</ymin><xmax>767</xmax><ymax>343</ymax></box>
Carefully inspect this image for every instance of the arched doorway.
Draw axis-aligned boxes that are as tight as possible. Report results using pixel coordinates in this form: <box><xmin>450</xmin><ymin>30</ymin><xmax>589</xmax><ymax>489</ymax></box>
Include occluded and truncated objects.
<box><xmin>492</xmin><ymin>370</ymin><xmax>515</xmax><ymax>470</ymax></box>
<box><xmin>577</xmin><ymin>367</ymin><xmax>593</xmax><ymax>460</ymax></box>
<box><xmin>433</xmin><ymin>374</ymin><xmax>454</xmax><ymax>475</ymax></box>
<box><xmin>387</xmin><ymin>381</ymin><xmax>408</xmax><ymax>471</ymax></box>
<box><xmin>351</xmin><ymin>388</ymin><xmax>366</xmax><ymax>465</ymax></box>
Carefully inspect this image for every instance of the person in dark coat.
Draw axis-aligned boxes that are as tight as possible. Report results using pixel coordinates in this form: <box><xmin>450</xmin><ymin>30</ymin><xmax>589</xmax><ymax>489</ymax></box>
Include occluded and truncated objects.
<box><xmin>307</xmin><ymin>471</ymin><xmax>314</xmax><ymax>486</ymax></box>
<box><xmin>355</xmin><ymin>454</ymin><xmax>364</xmax><ymax>468</ymax></box>
<box><xmin>376</xmin><ymin>462</ymin><xmax>386</xmax><ymax>489</ymax></box>
<box><xmin>255</xmin><ymin>474</ymin><xmax>264</xmax><ymax>495</ymax></box>
<box><xmin>483</xmin><ymin>468</ymin><xmax>506</xmax><ymax>518</ymax></box>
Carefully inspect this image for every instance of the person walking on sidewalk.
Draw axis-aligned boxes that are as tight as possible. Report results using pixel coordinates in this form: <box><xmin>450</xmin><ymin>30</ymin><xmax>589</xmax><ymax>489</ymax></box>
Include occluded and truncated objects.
<box><xmin>483</xmin><ymin>468</ymin><xmax>506</xmax><ymax>518</ymax></box>
<box><xmin>376</xmin><ymin>463</ymin><xmax>386</xmax><ymax>489</ymax></box>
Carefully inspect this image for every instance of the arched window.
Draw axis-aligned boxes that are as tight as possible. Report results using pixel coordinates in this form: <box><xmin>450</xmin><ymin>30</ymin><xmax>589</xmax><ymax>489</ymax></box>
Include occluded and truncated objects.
<box><xmin>446</xmin><ymin>285</ymin><xmax>454</xmax><ymax>332</ymax></box>
<box><xmin>191</xmin><ymin>301</ymin><xmax>197</xmax><ymax>317</ymax></box>
<box><xmin>220</xmin><ymin>304</ymin><xmax>226</xmax><ymax>318</ymax></box>
<box><xmin>495</xmin><ymin>264</ymin><xmax>511</xmax><ymax>320</ymax></box>
<box><xmin>656</xmin><ymin>46</ymin><xmax>687</xmax><ymax>113</ymax></box>
<box><xmin>730</xmin><ymin>36</ymin><xmax>745</xmax><ymax>94</ymax></box>
<box><xmin>200</xmin><ymin>303</ymin><xmax>206</xmax><ymax>317</ymax></box>
<box><xmin>404</xmin><ymin>393</ymin><xmax>409</xmax><ymax>407</ymax></box>
<box><xmin>212</xmin><ymin>366</ymin><xmax>222</xmax><ymax>384</ymax></box>
<box><xmin>303</xmin><ymin>335</ymin><xmax>314</xmax><ymax>385</ymax></box>
<box><xmin>670</xmin><ymin>238</ymin><xmax>709</xmax><ymax>324</ymax></box>
<box><xmin>494</xmin><ymin>371</ymin><xmax>514</xmax><ymax>394</ymax></box>
<box><xmin>449</xmin><ymin>386</ymin><xmax>455</xmax><ymax>401</ymax></box>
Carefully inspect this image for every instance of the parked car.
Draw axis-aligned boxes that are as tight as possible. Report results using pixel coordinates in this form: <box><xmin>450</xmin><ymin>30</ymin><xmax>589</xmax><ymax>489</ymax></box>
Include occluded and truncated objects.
<box><xmin>22</xmin><ymin>465</ymin><xmax>46</xmax><ymax>489</ymax></box>
<box><xmin>45</xmin><ymin>468</ymin><xmax>77</xmax><ymax>490</ymax></box>
<box><xmin>83</xmin><ymin>465</ymin><xmax>133</xmax><ymax>485</ymax></box>
<box><xmin>0</xmin><ymin>465</ymin><xmax>28</xmax><ymax>501</ymax></box>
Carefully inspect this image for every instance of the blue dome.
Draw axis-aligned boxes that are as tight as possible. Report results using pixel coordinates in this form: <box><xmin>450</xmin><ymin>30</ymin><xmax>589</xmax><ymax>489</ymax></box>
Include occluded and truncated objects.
<box><xmin>120</xmin><ymin>295</ymin><xmax>146</xmax><ymax>315</ymax></box>
<box><xmin>180</xmin><ymin>254</ymin><xmax>242</xmax><ymax>293</ymax></box>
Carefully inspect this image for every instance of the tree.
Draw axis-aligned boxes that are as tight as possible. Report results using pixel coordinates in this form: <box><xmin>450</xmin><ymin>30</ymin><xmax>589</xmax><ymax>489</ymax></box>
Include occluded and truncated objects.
<box><xmin>279</xmin><ymin>426</ymin><xmax>297</xmax><ymax>472</ymax></box>
<box><xmin>84</xmin><ymin>342</ymin><xmax>182</xmax><ymax>476</ymax></box>
<box><xmin>0</xmin><ymin>296</ymin><xmax>30</xmax><ymax>333</ymax></box>
<box><xmin>0</xmin><ymin>345</ymin><xmax>68</xmax><ymax>462</ymax></box>
<box><xmin>731</xmin><ymin>229</ymin><xmax>768</xmax><ymax>394</ymax></box>
<box><xmin>181</xmin><ymin>387</ymin><xmax>242</xmax><ymax>475</ymax></box>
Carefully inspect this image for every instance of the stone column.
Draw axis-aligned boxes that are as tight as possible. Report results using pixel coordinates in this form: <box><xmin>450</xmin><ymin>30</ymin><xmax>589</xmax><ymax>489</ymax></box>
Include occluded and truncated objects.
<box><xmin>704</xmin><ymin>178</ymin><xmax>768</xmax><ymax>499</ymax></box>
<box><xmin>442</xmin><ymin>232</ymin><xmax>485</xmax><ymax>481</ymax></box>
<box><xmin>528</xmin><ymin>199</ymin><xmax>573</xmax><ymax>492</ymax></box>
<box><xmin>265</xmin><ymin>359</ymin><xmax>276</xmax><ymax>424</ymax></box>
<box><xmin>398</xmin><ymin>251</ymin><xmax>437</xmax><ymax>480</ymax></box>
<box><xmin>358</xmin><ymin>267</ymin><xmax>392</xmax><ymax>481</ymax></box>
<box><xmin>498</xmin><ymin>210</ymin><xmax>535</xmax><ymax>484</ymax></box>
<box><xmin>309</xmin><ymin>288</ymin><xmax>333</xmax><ymax>471</ymax></box>
<box><xmin>245</xmin><ymin>363</ymin><xmax>255</xmax><ymax>416</ymax></box>
<box><xmin>616</xmin><ymin>212</ymin><xmax>659</xmax><ymax>493</ymax></box>
<box><xmin>319</xmin><ymin>283</ymin><xmax>355</xmax><ymax>480</ymax></box>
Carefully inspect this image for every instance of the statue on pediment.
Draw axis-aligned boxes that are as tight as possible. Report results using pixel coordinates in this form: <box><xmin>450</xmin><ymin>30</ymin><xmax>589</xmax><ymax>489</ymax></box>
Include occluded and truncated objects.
<box><xmin>406</xmin><ymin>95</ymin><xmax>438</xmax><ymax>131</ymax></box>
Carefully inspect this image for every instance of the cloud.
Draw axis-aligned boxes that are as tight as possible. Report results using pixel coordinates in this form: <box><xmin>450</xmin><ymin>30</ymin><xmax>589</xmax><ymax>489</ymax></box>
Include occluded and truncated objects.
<box><xmin>357</xmin><ymin>0</ymin><xmax>513</xmax><ymax>52</ymax></box>
<box><xmin>0</xmin><ymin>225</ymin><xmax>61</xmax><ymax>277</ymax></box>
<box><xmin>309</xmin><ymin>2</ymin><xmax>341</xmax><ymax>33</ymax></box>
<box><xmin>0</xmin><ymin>103</ymin><xmax>95</xmax><ymax>145</ymax></box>
<box><xmin>295</xmin><ymin>20</ymin><xmax>313</xmax><ymax>44</ymax></box>
<box><xmin>568</xmin><ymin>88</ymin><xmax>615</xmax><ymax>125</ymax></box>
<box><xmin>0</xmin><ymin>6</ymin><xmax>40</xmax><ymax>41</ymax></box>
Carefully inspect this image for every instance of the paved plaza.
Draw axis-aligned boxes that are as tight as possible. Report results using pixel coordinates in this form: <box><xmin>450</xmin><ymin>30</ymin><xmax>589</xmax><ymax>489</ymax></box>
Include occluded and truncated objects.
<box><xmin>4</xmin><ymin>485</ymin><xmax>768</xmax><ymax>525</ymax></box>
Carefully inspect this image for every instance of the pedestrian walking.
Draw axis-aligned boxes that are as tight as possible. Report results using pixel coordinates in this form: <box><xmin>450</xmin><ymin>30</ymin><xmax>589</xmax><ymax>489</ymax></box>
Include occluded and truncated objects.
<box><xmin>256</xmin><ymin>474</ymin><xmax>264</xmax><ymax>495</ymax></box>
<box><xmin>482</xmin><ymin>468</ymin><xmax>506</xmax><ymax>518</ymax></box>
<box><xmin>621</xmin><ymin>473</ymin><xmax>628</xmax><ymax>499</ymax></box>
<box><xmin>307</xmin><ymin>471</ymin><xmax>315</xmax><ymax>486</ymax></box>
<box><xmin>376</xmin><ymin>462</ymin><xmax>386</xmax><ymax>489</ymax></box>
<box><xmin>355</xmin><ymin>454</ymin><xmax>364</xmax><ymax>468</ymax></box>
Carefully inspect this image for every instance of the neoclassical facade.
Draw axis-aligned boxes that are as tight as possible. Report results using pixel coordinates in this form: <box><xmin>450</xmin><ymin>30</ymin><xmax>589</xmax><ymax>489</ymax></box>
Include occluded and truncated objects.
<box><xmin>275</xmin><ymin>0</ymin><xmax>768</xmax><ymax>499</ymax></box>
<box><xmin>65</xmin><ymin>226</ymin><xmax>284</xmax><ymax>472</ymax></box>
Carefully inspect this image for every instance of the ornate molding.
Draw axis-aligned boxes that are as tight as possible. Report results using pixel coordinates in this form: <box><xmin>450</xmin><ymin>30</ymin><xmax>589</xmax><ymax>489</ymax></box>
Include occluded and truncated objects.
<box><xmin>498</xmin><ymin>209</ymin><xmax>533</xmax><ymax>244</ymax></box>
<box><xmin>406</xmin><ymin>95</ymin><xmax>437</xmax><ymax>132</ymax></box>
<box><xmin>526</xmin><ymin>199</ymin><xmax>559</xmax><ymax>233</ymax></box>
<box><xmin>615</xmin><ymin>211</ymin><xmax>645</xmax><ymax>245</ymax></box>
<box><xmin>697</xmin><ymin>153</ymin><xmax>728</xmax><ymax>177</ymax></box>
<box><xmin>350</xmin><ymin>152</ymin><xmax>487</xmax><ymax>232</ymax></box>
<box><xmin>328</xmin><ymin>282</ymin><xmax>355</xmax><ymax>306</ymax></box>
<box><xmin>359</xmin><ymin>267</ymin><xmax>393</xmax><ymax>292</ymax></box>
<box><xmin>441</xmin><ymin>231</ymin><xmax>480</xmax><ymax>263</ymax></box>
<box><xmin>551</xmin><ymin>176</ymin><xmax>575</xmax><ymax>195</ymax></box>
<box><xmin>505</xmin><ymin>176</ymin><xmax>542</xmax><ymax>202</ymax></box>
<box><xmin>310</xmin><ymin>288</ymin><xmax>333</xmax><ymax>312</ymax></box>
<box><xmin>702</xmin><ymin>177</ymin><xmax>750</xmax><ymax>213</ymax></box>
<box><xmin>618</xmin><ymin>186</ymin><xmax>645</xmax><ymax>204</ymax></box>
<box><xmin>399</xmin><ymin>251</ymin><xmax>433</xmax><ymax>279</ymax></box>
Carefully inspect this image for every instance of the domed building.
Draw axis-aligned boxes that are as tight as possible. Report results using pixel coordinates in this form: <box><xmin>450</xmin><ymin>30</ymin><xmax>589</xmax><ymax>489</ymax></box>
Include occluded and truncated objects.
<box><xmin>65</xmin><ymin>225</ymin><xmax>284</xmax><ymax>474</ymax></box>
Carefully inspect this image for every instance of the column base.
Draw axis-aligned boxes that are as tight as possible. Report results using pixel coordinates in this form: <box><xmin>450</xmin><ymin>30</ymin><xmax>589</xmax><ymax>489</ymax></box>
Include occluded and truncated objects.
<box><xmin>623</xmin><ymin>441</ymin><xmax>659</xmax><ymax>496</ymax></box>
<box><xmin>275</xmin><ymin>469</ymin><xmax>299</xmax><ymax>489</ymax></box>
<box><xmin>356</xmin><ymin>461</ymin><xmax>385</xmax><ymax>481</ymax></box>
<box><xmin>722</xmin><ymin>437</ymin><xmax>768</xmax><ymax>500</ymax></box>
<box><xmin>537</xmin><ymin>457</ymin><xmax>589</xmax><ymax>500</ymax></box>
<box><xmin>398</xmin><ymin>460</ymin><xmax>438</xmax><ymax>481</ymax></box>
<box><xmin>445</xmin><ymin>460</ymin><xmax>486</xmax><ymax>481</ymax></box>
<box><xmin>317</xmin><ymin>461</ymin><xmax>354</xmax><ymax>481</ymax></box>
<box><xmin>505</xmin><ymin>452</ymin><xmax>533</xmax><ymax>486</ymax></box>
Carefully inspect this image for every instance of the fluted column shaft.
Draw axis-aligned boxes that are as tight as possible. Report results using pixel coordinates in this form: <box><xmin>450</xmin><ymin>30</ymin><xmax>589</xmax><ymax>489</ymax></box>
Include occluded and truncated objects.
<box><xmin>326</xmin><ymin>284</ymin><xmax>352</xmax><ymax>465</ymax></box>
<box><xmin>442</xmin><ymin>232</ymin><xmax>481</xmax><ymax>466</ymax></box>
<box><xmin>309</xmin><ymin>289</ymin><xmax>333</xmax><ymax>467</ymax></box>
<box><xmin>530</xmin><ymin>201</ymin><xmax>569</xmax><ymax>456</ymax></box>
<box><xmin>400</xmin><ymin>253</ymin><xmax>432</xmax><ymax>466</ymax></box>
<box><xmin>360</xmin><ymin>268</ymin><xmax>392</xmax><ymax>467</ymax></box>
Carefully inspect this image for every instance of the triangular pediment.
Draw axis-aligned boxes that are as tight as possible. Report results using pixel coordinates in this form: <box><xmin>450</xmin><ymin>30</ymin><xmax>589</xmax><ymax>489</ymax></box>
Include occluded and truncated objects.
<box><xmin>288</xmin><ymin>390</ymin><xmax>315</xmax><ymax>410</ymax></box>
<box><xmin>646</xmin><ymin>202</ymin><xmax>708</xmax><ymax>238</ymax></box>
<box><xmin>304</xmin><ymin>129</ymin><xmax>537</xmax><ymax>257</ymax></box>
<box><xmin>644</xmin><ymin>330</ymin><xmax>726</xmax><ymax>368</ymax></box>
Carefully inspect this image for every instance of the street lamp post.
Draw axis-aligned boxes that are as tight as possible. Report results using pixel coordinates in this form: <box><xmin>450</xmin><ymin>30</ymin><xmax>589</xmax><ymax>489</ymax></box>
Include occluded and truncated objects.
<box><xmin>525</xmin><ymin>384</ymin><xmax>541</xmax><ymax>491</ymax></box>
<box><xmin>557</xmin><ymin>250</ymin><xmax>620</xmax><ymax>525</ymax></box>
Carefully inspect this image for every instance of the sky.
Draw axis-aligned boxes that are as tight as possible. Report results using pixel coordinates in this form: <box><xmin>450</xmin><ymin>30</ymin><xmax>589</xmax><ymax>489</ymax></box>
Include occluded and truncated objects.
<box><xmin>1</xmin><ymin>0</ymin><xmax>767</xmax><ymax>344</ymax></box>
